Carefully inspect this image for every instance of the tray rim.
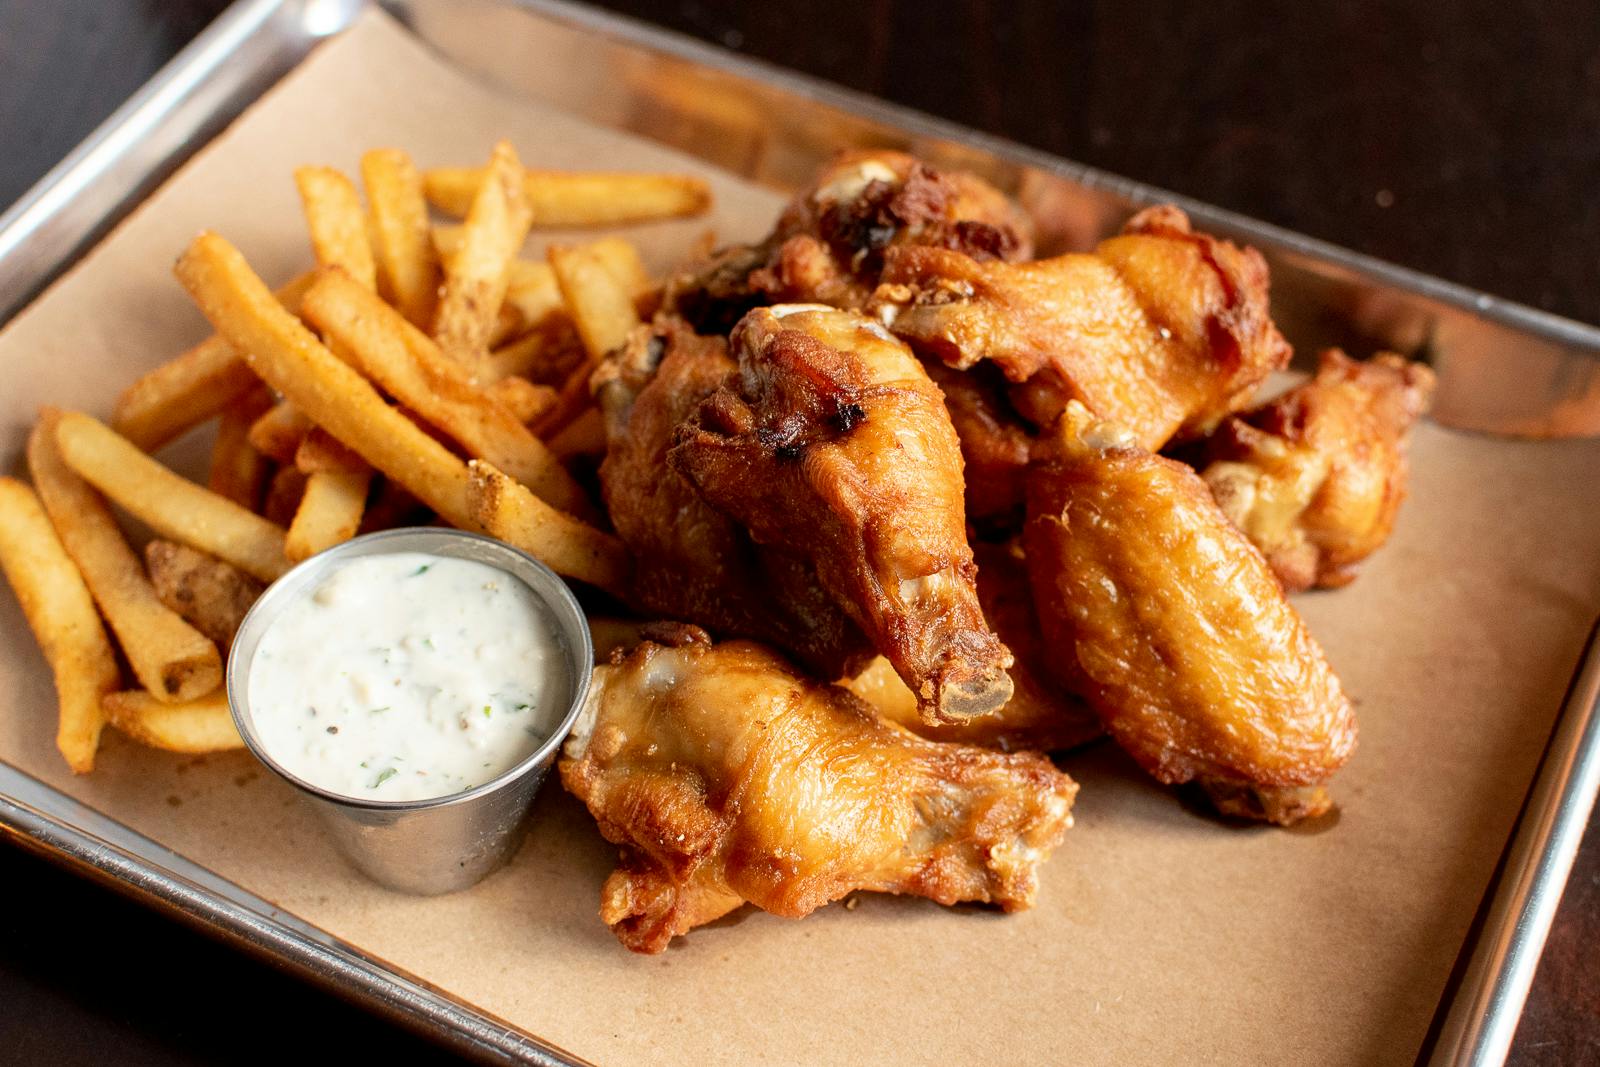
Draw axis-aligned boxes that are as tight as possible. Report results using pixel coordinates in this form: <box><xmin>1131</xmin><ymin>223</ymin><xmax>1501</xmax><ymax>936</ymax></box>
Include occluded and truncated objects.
<box><xmin>0</xmin><ymin>1</ymin><xmax>1596</xmax><ymax>1064</ymax></box>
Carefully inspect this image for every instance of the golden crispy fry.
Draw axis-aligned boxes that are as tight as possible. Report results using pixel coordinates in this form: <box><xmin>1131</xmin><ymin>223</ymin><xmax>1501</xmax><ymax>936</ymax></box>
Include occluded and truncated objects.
<box><xmin>0</xmin><ymin>477</ymin><xmax>119</xmax><ymax>773</ymax></box>
<box><xmin>486</xmin><ymin>375</ymin><xmax>558</xmax><ymax>424</ymax></box>
<box><xmin>293</xmin><ymin>426</ymin><xmax>367</xmax><ymax>475</ymax></box>
<box><xmin>102</xmin><ymin>690</ymin><xmax>243</xmax><ymax>754</ymax></box>
<box><xmin>549</xmin><ymin>241</ymin><xmax>642</xmax><ymax>360</ymax></box>
<box><xmin>435</xmin><ymin>231</ymin><xmax>651</xmax><ymax>338</ymax></box>
<box><xmin>176</xmin><ymin>232</ymin><xmax>478</xmax><ymax>530</ymax></box>
<box><xmin>485</xmin><ymin>326</ymin><xmax>565</xmax><ymax>385</ymax></box>
<box><xmin>53</xmin><ymin>410</ymin><xmax>290</xmax><ymax>583</ymax></box>
<box><xmin>285</xmin><ymin>467</ymin><xmax>371</xmax><ymax>563</ymax></box>
<box><xmin>547</xmin><ymin>406</ymin><xmax>605</xmax><ymax>460</ymax></box>
<box><xmin>424</xmin><ymin>166</ymin><xmax>710</xmax><ymax>225</ymax></box>
<box><xmin>432</xmin><ymin>141</ymin><xmax>533</xmax><ymax>371</ymax></box>
<box><xmin>246</xmin><ymin>401</ymin><xmax>312</xmax><ymax>464</ymax></box>
<box><xmin>466</xmin><ymin>460</ymin><xmax>628</xmax><ymax>595</ymax></box>
<box><xmin>144</xmin><ymin>540</ymin><xmax>263</xmax><ymax>648</ymax></box>
<box><xmin>111</xmin><ymin>272</ymin><xmax>312</xmax><ymax>451</ymax></box>
<box><xmin>294</xmin><ymin>165</ymin><xmax>376</xmax><ymax>290</ymax></box>
<box><xmin>208</xmin><ymin>385</ymin><xmax>274</xmax><ymax>509</ymax></box>
<box><xmin>31</xmin><ymin>412</ymin><xmax>221</xmax><ymax>703</ymax></box>
<box><xmin>361</xmin><ymin>148</ymin><xmax>439</xmax><ymax>327</ymax></box>
<box><xmin>262</xmin><ymin>465</ymin><xmax>308</xmax><ymax>527</ymax></box>
<box><xmin>302</xmin><ymin>269</ymin><xmax>594</xmax><ymax>518</ymax></box>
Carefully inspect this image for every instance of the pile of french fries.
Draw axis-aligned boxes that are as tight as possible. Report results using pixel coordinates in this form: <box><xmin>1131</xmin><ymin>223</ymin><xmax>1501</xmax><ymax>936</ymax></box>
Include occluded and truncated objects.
<box><xmin>0</xmin><ymin>141</ymin><xmax>711</xmax><ymax>773</ymax></box>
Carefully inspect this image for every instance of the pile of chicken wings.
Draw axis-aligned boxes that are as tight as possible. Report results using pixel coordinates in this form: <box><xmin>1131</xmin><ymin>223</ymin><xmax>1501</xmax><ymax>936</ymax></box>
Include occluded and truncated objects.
<box><xmin>560</xmin><ymin>151</ymin><xmax>1434</xmax><ymax>952</ymax></box>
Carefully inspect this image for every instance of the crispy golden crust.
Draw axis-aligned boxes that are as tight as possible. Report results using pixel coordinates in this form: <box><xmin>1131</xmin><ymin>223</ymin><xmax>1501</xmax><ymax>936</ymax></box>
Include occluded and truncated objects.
<box><xmin>672</xmin><ymin>306</ymin><xmax>1012</xmax><ymax>723</ymax></box>
<box><xmin>1022</xmin><ymin>403</ymin><xmax>1355</xmax><ymax>824</ymax></box>
<box><xmin>560</xmin><ymin>635</ymin><xmax>1077</xmax><ymax>953</ymax></box>
<box><xmin>1200</xmin><ymin>349</ymin><xmax>1436</xmax><ymax>591</ymax></box>
<box><xmin>872</xmin><ymin>205</ymin><xmax>1290</xmax><ymax>450</ymax></box>
<box><xmin>594</xmin><ymin>316</ymin><xmax>871</xmax><ymax>679</ymax></box>
<box><xmin>924</xmin><ymin>360</ymin><xmax>1035</xmax><ymax>530</ymax></box>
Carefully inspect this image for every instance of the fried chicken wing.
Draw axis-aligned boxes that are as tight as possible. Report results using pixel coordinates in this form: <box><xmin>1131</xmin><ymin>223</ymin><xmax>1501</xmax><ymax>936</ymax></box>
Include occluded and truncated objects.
<box><xmin>846</xmin><ymin>539</ymin><xmax>1102</xmax><ymax>752</ymax></box>
<box><xmin>671</xmin><ymin>305</ymin><xmax>1013</xmax><ymax>723</ymax></box>
<box><xmin>560</xmin><ymin>630</ymin><xmax>1077</xmax><ymax>953</ymax></box>
<box><xmin>872</xmin><ymin>205</ymin><xmax>1291</xmax><ymax>449</ymax></box>
<box><xmin>924</xmin><ymin>360</ymin><xmax>1035</xmax><ymax>530</ymax></box>
<box><xmin>668</xmin><ymin>150</ymin><xmax>1032</xmax><ymax>332</ymax></box>
<box><xmin>1200</xmin><ymin>349</ymin><xmax>1436</xmax><ymax>591</ymax></box>
<box><xmin>1023</xmin><ymin>402</ymin><xmax>1356</xmax><ymax>824</ymax></box>
<box><xmin>594</xmin><ymin>317</ymin><xmax>870</xmax><ymax>678</ymax></box>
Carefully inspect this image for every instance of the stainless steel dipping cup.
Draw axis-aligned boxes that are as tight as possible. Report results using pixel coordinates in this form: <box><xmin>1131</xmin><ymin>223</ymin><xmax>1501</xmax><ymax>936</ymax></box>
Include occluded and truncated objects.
<box><xmin>226</xmin><ymin>528</ymin><xmax>594</xmax><ymax>895</ymax></box>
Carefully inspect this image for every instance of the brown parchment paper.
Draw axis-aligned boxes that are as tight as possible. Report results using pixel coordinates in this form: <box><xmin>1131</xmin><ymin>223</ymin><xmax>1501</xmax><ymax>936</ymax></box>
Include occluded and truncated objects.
<box><xmin>3</xmin><ymin>10</ymin><xmax>1600</xmax><ymax>1065</ymax></box>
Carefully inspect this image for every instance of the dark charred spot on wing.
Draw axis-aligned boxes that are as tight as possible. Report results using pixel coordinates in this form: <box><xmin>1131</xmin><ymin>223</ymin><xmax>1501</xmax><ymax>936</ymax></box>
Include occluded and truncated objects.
<box><xmin>830</xmin><ymin>400</ymin><xmax>866</xmax><ymax>434</ymax></box>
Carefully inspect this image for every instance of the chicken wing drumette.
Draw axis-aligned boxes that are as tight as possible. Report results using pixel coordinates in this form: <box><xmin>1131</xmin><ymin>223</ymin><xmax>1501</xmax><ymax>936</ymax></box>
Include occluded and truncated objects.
<box><xmin>560</xmin><ymin>630</ymin><xmax>1077</xmax><ymax>953</ymax></box>
<box><xmin>872</xmin><ymin>205</ymin><xmax>1291</xmax><ymax>450</ymax></box>
<box><xmin>671</xmin><ymin>305</ymin><xmax>1013</xmax><ymax>723</ymax></box>
<box><xmin>594</xmin><ymin>317</ymin><xmax>871</xmax><ymax>678</ymax></box>
<box><xmin>667</xmin><ymin>150</ymin><xmax>1033</xmax><ymax>332</ymax></box>
<box><xmin>1200</xmin><ymin>349</ymin><xmax>1436</xmax><ymax>591</ymax></box>
<box><xmin>1023</xmin><ymin>402</ymin><xmax>1356</xmax><ymax>825</ymax></box>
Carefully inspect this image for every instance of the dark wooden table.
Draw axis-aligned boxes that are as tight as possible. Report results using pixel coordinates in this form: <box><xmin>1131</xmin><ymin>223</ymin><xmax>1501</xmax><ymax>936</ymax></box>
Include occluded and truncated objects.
<box><xmin>2</xmin><ymin>1</ymin><xmax>1597</xmax><ymax>1062</ymax></box>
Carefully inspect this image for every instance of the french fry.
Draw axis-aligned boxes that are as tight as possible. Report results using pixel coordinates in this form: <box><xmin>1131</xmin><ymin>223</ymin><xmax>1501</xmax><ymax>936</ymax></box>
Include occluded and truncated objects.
<box><xmin>112</xmin><ymin>272</ymin><xmax>313</xmax><ymax>451</ymax></box>
<box><xmin>467</xmin><ymin>460</ymin><xmax>628</xmax><ymax>596</ymax></box>
<box><xmin>487</xmin><ymin>375</ymin><xmax>558</xmax><ymax>424</ymax></box>
<box><xmin>102</xmin><ymin>690</ymin><xmax>243</xmax><ymax>754</ymax></box>
<box><xmin>294</xmin><ymin>426</ymin><xmax>368</xmax><ymax>475</ymax></box>
<box><xmin>484</xmin><ymin>320</ymin><xmax>585</xmax><ymax>385</ymax></box>
<box><xmin>176</xmin><ymin>234</ymin><xmax>625</xmax><ymax>588</ymax></box>
<box><xmin>548</xmin><ymin>241</ymin><xmax>643</xmax><ymax>360</ymax></box>
<box><xmin>262</xmin><ymin>465</ymin><xmax>308</xmax><ymax>527</ymax></box>
<box><xmin>433</xmin><ymin>231</ymin><xmax>651</xmax><ymax>332</ymax></box>
<box><xmin>208</xmin><ymin>385</ymin><xmax>274</xmax><ymax>509</ymax></box>
<box><xmin>294</xmin><ymin>165</ymin><xmax>376</xmax><ymax>290</ymax></box>
<box><xmin>285</xmin><ymin>468</ymin><xmax>371</xmax><ymax>562</ymax></box>
<box><xmin>423</xmin><ymin>167</ymin><xmax>711</xmax><ymax>226</ymax></box>
<box><xmin>531</xmin><ymin>348</ymin><xmax>603</xmax><ymax>439</ymax></box>
<box><xmin>432</xmin><ymin>140</ymin><xmax>533</xmax><ymax>371</ymax></box>
<box><xmin>247</xmin><ymin>401</ymin><xmax>312</xmax><ymax>464</ymax></box>
<box><xmin>145</xmin><ymin>540</ymin><xmax>264</xmax><ymax>648</ymax></box>
<box><xmin>0</xmin><ymin>478</ymin><xmax>119</xmax><ymax>773</ymax></box>
<box><xmin>361</xmin><ymin>148</ymin><xmax>438</xmax><ymax>327</ymax></box>
<box><xmin>176</xmin><ymin>232</ymin><xmax>477</xmax><ymax>529</ymax></box>
<box><xmin>53</xmin><ymin>410</ymin><xmax>291</xmax><ymax>583</ymax></box>
<box><xmin>30</xmin><ymin>411</ymin><xmax>221</xmax><ymax>703</ymax></box>
<box><xmin>547</xmin><ymin>406</ymin><xmax>606</xmax><ymax>460</ymax></box>
<box><xmin>302</xmin><ymin>268</ymin><xmax>595</xmax><ymax>518</ymax></box>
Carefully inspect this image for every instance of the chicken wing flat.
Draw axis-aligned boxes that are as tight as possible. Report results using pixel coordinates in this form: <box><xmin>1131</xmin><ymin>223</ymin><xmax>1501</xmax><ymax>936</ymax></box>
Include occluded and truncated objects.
<box><xmin>924</xmin><ymin>360</ymin><xmax>1034</xmax><ymax>531</ymax></box>
<box><xmin>1200</xmin><ymin>349</ymin><xmax>1436</xmax><ymax>591</ymax></box>
<box><xmin>1023</xmin><ymin>402</ymin><xmax>1356</xmax><ymax>825</ymax></box>
<box><xmin>872</xmin><ymin>205</ymin><xmax>1291</xmax><ymax>450</ymax></box>
<box><xmin>667</xmin><ymin>150</ymin><xmax>1033</xmax><ymax>332</ymax></box>
<box><xmin>594</xmin><ymin>316</ymin><xmax>871</xmax><ymax>679</ymax></box>
<box><xmin>671</xmin><ymin>305</ymin><xmax>1013</xmax><ymax>723</ymax></box>
<box><xmin>560</xmin><ymin>631</ymin><xmax>1077</xmax><ymax>953</ymax></box>
<box><xmin>846</xmin><ymin>539</ymin><xmax>1102</xmax><ymax>752</ymax></box>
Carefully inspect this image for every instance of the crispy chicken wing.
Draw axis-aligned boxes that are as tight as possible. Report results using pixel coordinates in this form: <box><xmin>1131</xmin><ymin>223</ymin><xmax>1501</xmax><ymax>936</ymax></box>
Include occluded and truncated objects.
<box><xmin>872</xmin><ymin>205</ymin><xmax>1291</xmax><ymax>449</ymax></box>
<box><xmin>924</xmin><ymin>360</ymin><xmax>1035</xmax><ymax>531</ymax></box>
<box><xmin>1023</xmin><ymin>402</ymin><xmax>1356</xmax><ymax>824</ymax></box>
<box><xmin>1200</xmin><ymin>349</ymin><xmax>1436</xmax><ymax>591</ymax></box>
<box><xmin>671</xmin><ymin>305</ymin><xmax>1013</xmax><ymax>723</ymax></box>
<box><xmin>594</xmin><ymin>317</ymin><xmax>871</xmax><ymax>678</ymax></box>
<box><xmin>560</xmin><ymin>630</ymin><xmax>1077</xmax><ymax>953</ymax></box>
<box><xmin>667</xmin><ymin>150</ymin><xmax>1032</xmax><ymax>332</ymax></box>
<box><xmin>846</xmin><ymin>540</ymin><xmax>1102</xmax><ymax>752</ymax></box>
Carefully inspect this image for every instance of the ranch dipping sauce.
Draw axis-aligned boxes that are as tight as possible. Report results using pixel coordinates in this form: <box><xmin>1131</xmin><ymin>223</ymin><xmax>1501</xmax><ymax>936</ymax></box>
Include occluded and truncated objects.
<box><xmin>247</xmin><ymin>551</ymin><xmax>568</xmax><ymax>802</ymax></box>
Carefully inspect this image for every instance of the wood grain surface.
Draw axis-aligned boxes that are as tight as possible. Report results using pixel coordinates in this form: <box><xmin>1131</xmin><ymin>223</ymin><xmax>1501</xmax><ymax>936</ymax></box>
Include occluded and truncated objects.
<box><xmin>0</xmin><ymin>1</ymin><xmax>1595</xmax><ymax>1063</ymax></box>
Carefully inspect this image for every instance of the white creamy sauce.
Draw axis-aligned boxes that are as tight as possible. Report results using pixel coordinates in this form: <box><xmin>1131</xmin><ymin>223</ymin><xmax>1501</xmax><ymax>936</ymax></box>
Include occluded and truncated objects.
<box><xmin>248</xmin><ymin>552</ymin><xmax>567</xmax><ymax>802</ymax></box>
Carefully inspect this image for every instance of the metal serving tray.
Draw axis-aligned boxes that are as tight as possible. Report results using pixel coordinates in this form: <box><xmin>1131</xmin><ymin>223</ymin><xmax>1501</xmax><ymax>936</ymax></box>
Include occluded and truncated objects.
<box><xmin>1</xmin><ymin>2</ymin><xmax>1597</xmax><ymax>1063</ymax></box>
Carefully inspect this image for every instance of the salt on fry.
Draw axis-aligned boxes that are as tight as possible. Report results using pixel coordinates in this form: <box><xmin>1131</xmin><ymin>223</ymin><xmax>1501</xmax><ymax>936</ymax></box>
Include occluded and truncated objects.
<box><xmin>294</xmin><ymin>165</ymin><xmax>376</xmax><ymax>290</ymax></box>
<box><xmin>487</xmin><ymin>375</ymin><xmax>558</xmax><ymax>424</ymax></box>
<box><xmin>467</xmin><ymin>460</ymin><xmax>628</xmax><ymax>596</ymax></box>
<box><xmin>102</xmin><ymin>690</ymin><xmax>243</xmax><ymax>754</ymax></box>
<box><xmin>111</xmin><ymin>272</ymin><xmax>312</xmax><ymax>451</ymax></box>
<box><xmin>361</xmin><ymin>148</ymin><xmax>439</xmax><ymax>327</ymax></box>
<box><xmin>432</xmin><ymin>140</ymin><xmax>533</xmax><ymax>371</ymax></box>
<box><xmin>247</xmin><ymin>401</ymin><xmax>312</xmax><ymax>464</ymax></box>
<box><xmin>302</xmin><ymin>268</ymin><xmax>595</xmax><ymax>518</ymax></box>
<box><xmin>423</xmin><ymin>167</ymin><xmax>711</xmax><ymax>226</ymax></box>
<box><xmin>208</xmin><ymin>385</ymin><xmax>274</xmax><ymax>509</ymax></box>
<box><xmin>285</xmin><ymin>468</ymin><xmax>372</xmax><ymax>563</ymax></box>
<box><xmin>31</xmin><ymin>410</ymin><xmax>222</xmax><ymax>703</ymax></box>
<box><xmin>0</xmin><ymin>477</ymin><xmax>119</xmax><ymax>773</ymax></box>
<box><xmin>145</xmin><ymin>540</ymin><xmax>263</xmax><ymax>648</ymax></box>
<box><xmin>53</xmin><ymin>410</ymin><xmax>291</xmax><ymax>583</ymax></box>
